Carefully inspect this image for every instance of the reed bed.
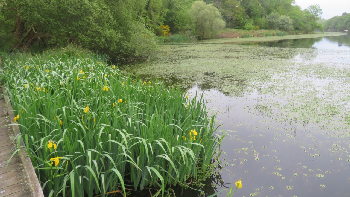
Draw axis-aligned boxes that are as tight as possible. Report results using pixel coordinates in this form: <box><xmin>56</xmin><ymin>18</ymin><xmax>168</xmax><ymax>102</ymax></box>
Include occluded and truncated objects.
<box><xmin>1</xmin><ymin>46</ymin><xmax>221</xmax><ymax>197</ymax></box>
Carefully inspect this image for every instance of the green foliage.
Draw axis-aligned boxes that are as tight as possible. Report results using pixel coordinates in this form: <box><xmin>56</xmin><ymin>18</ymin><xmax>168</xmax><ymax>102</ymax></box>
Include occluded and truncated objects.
<box><xmin>218</xmin><ymin>0</ymin><xmax>248</xmax><ymax>28</ymax></box>
<box><xmin>241</xmin><ymin>0</ymin><xmax>263</xmax><ymax>19</ymax></box>
<box><xmin>278</xmin><ymin>15</ymin><xmax>293</xmax><ymax>32</ymax></box>
<box><xmin>265</xmin><ymin>33</ymin><xmax>274</xmax><ymax>36</ymax></box>
<box><xmin>0</xmin><ymin>0</ymin><xmax>158</xmax><ymax>63</ymax></box>
<box><xmin>266</xmin><ymin>13</ymin><xmax>293</xmax><ymax>32</ymax></box>
<box><xmin>189</xmin><ymin>1</ymin><xmax>226</xmax><ymax>39</ymax></box>
<box><xmin>169</xmin><ymin>34</ymin><xmax>190</xmax><ymax>42</ymax></box>
<box><xmin>276</xmin><ymin>31</ymin><xmax>287</xmax><ymax>36</ymax></box>
<box><xmin>266</xmin><ymin>12</ymin><xmax>280</xmax><ymax>29</ymax></box>
<box><xmin>244</xmin><ymin>23</ymin><xmax>255</xmax><ymax>30</ymax></box>
<box><xmin>163</xmin><ymin>0</ymin><xmax>196</xmax><ymax>33</ymax></box>
<box><xmin>242</xmin><ymin>34</ymin><xmax>254</xmax><ymax>38</ymax></box>
<box><xmin>325</xmin><ymin>13</ymin><xmax>350</xmax><ymax>31</ymax></box>
<box><xmin>143</xmin><ymin>0</ymin><xmax>167</xmax><ymax>35</ymax></box>
<box><xmin>254</xmin><ymin>17</ymin><xmax>267</xmax><ymax>29</ymax></box>
<box><xmin>2</xmin><ymin>46</ymin><xmax>221</xmax><ymax>196</ymax></box>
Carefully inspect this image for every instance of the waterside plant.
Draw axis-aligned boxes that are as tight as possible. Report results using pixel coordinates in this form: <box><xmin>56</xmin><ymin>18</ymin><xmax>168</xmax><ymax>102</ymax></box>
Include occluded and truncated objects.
<box><xmin>1</xmin><ymin>45</ymin><xmax>222</xmax><ymax>197</ymax></box>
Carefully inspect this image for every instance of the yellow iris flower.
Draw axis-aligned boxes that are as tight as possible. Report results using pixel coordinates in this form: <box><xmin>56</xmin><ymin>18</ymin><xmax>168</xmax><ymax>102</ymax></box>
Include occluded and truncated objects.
<box><xmin>84</xmin><ymin>105</ymin><xmax>89</xmax><ymax>113</ymax></box>
<box><xmin>103</xmin><ymin>86</ymin><xmax>109</xmax><ymax>91</ymax></box>
<box><xmin>47</xmin><ymin>140</ymin><xmax>57</xmax><ymax>149</ymax></box>
<box><xmin>235</xmin><ymin>178</ymin><xmax>242</xmax><ymax>188</ymax></box>
<box><xmin>14</xmin><ymin>114</ymin><xmax>19</xmax><ymax>123</ymax></box>
<box><xmin>50</xmin><ymin>157</ymin><xmax>63</xmax><ymax>166</ymax></box>
<box><xmin>189</xmin><ymin>129</ymin><xmax>197</xmax><ymax>140</ymax></box>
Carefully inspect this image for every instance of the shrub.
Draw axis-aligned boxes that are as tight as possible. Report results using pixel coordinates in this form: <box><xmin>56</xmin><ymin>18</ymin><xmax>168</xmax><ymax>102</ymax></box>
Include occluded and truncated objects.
<box><xmin>266</xmin><ymin>13</ymin><xmax>280</xmax><ymax>29</ymax></box>
<box><xmin>244</xmin><ymin>23</ymin><xmax>255</xmax><ymax>30</ymax></box>
<box><xmin>168</xmin><ymin>34</ymin><xmax>190</xmax><ymax>42</ymax></box>
<box><xmin>242</xmin><ymin>34</ymin><xmax>254</xmax><ymax>38</ymax></box>
<box><xmin>276</xmin><ymin>31</ymin><xmax>287</xmax><ymax>36</ymax></box>
<box><xmin>265</xmin><ymin>33</ymin><xmax>274</xmax><ymax>36</ymax></box>
<box><xmin>189</xmin><ymin>1</ymin><xmax>225</xmax><ymax>39</ymax></box>
<box><xmin>278</xmin><ymin>15</ymin><xmax>293</xmax><ymax>32</ymax></box>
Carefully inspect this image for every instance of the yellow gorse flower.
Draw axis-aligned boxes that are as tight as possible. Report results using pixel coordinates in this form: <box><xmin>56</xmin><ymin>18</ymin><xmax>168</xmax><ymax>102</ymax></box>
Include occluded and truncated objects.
<box><xmin>118</xmin><ymin>99</ymin><xmax>122</xmax><ymax>103</ymax></box>
<box><xmin>84</xmin><ymin>105</ymin><xmax>89</xmax><ymax>113</ymax></box>
<box><xmin>45</xmin><ymin>70</ymin><xmax>49</xmax><ymax>73</ymax></box>
<box><xmin>14</xmin><ymin>114</ymin><xmax>19</xmax><ymax>123</ymax></box>
<box><xmin>189</xmin><ymin>129</ymin><xmax>197</xmax><ymax>140</ymax></box>
<box><xmin>36</xmin><ymin>86</ymin><xmax>41</xmax><ymax>91</ymax></box>
<box><xmin>235</xmin><ymin>178</ymin><xmax>242</xmax><ymax>188</ymax></box>
<box><xmin>47</xmin><ymin>140</ymin><xmax>57</xmax><ymax>149</ymax></box>
<box><xmin>103</xmin><ymin>86</ymin><xmax>109</xmax><ymax>91</ymax></box>
<box><xmin>50</xmin><ymin>157</ymin><xmax>62</xmax><ymax>166</ymax></box>
<box><xmin>79</xmin><ymin>71</ymin><xmax>84</xmax><ymax>74</ymax></box>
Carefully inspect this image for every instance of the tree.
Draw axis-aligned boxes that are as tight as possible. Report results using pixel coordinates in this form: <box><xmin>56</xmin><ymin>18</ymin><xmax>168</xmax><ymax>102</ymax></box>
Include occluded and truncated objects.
<box><xmin>0</xmin><ymin>0</ymin><xmax>158</xmax><ymax>63</ymax></box>
<box><xmin>266</xmin><ymin>12</ymin><xmax>280</xmax><ymax>29</ymax></box>
<box><xmin>216</xmin><ymin>0</ymin><xmax>248</xmax><ymax>28</ymax></box>
<box><xmin>278</xmin><ymin>15</ymin><xmax>293</xmax><ymax>32</ymax></box>
<box><xmin>303</xmin><ymin>4</ymin><xmax>323</xmax><ymax>33</ymax></box>
<box><xmin>162</xmin><ymin>0</ymin><xmax>196</xmax><ymax>33</ymax></box>
<box><xmin>306</xmin><ymin>4</ymin><xmax>323</xmax><ymax>20</ymax></box>
<box><xmin>189</xmin><ymin>1</ymin><xmax>225</xmax><ymax>39</ymax></box>
<box><xmin>241</xmin><ymin>0</ymin><xmax>263</xmax><ymax>19</ymax></box>
<box><xmin>143</xmin><ymin>0</ymin><xmax>167</xmax><ymax>35</ymax></box>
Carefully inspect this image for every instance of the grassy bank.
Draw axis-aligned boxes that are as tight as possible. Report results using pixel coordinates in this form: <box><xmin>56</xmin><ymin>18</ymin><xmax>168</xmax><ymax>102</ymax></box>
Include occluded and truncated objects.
<box><xmin>204</xmin><ymin>31</ymin><xmax>347</xmax><ymax>44</ymax></box>
<box><xmin>0</xmin><ymin>45</ymin><xmax>222</xmax><ymax>196</ymax></box>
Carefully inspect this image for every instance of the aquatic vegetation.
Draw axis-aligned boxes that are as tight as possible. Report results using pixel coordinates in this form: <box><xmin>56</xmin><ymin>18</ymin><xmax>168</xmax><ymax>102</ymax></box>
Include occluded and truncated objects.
<box><xmin>2</xmin><ymin>48</ymin><xmax>222</xmax><ymax>196</ymax></box>
<box><xmin>120</xmin><ymin>36</ymin><xmax>350</xmax><ymax>196</ymax></box>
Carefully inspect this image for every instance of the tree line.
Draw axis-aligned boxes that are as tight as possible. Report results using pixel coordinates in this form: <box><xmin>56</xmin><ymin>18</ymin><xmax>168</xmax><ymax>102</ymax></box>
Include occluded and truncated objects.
<box><xmin>323</xmin><ymin>13</ymin><xmax>350</xmax><ymax>32</ymax></box>
<box><xmin>0</xmin><ymin>0</ymin><xmax>323</xmax><ymax>63</ymax></box>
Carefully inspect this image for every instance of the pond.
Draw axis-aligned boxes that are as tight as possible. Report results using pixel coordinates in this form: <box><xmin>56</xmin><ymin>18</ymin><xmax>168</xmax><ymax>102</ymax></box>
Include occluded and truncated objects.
<box><xmin>120</xmin><ymin>35</ymin><xmax>350</xmax><ymax>197</ymax></box>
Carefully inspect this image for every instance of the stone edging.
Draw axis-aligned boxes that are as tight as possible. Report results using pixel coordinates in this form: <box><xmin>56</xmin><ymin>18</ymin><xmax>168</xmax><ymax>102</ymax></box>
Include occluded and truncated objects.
<box><xmin>1</xmin><ymin>58</ymin><xmax>45</xmax><ymax>197</ymax></box>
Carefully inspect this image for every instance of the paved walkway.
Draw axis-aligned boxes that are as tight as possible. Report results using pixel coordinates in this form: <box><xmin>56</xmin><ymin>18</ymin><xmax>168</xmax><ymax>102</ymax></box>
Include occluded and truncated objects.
<box><xmin>0</xmin><ymin>59</ymin><xmax>44</xmax><ymax>196</ymax></box>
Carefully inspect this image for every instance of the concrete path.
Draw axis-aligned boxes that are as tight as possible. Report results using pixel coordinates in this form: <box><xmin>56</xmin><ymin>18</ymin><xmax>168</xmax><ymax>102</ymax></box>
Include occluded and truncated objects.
<box><xmin>0</xmin><ymin>59</ymin><xmax>44</xmax><ymax>196</ymax></box>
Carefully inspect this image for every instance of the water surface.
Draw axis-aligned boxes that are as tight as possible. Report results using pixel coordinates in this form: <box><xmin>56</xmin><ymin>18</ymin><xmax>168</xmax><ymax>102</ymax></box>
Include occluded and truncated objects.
<box><xmin>121</xmin><ymin>35</ymin><xmax>350</xmax><ymax>197</ymax></box>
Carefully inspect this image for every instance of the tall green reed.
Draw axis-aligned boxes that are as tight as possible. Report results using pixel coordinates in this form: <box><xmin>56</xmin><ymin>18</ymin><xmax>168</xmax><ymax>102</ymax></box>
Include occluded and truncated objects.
<box><xmin>1</xmin><ymin>45</ymin><xmax>221</xmax><ymax>196</ymax></box>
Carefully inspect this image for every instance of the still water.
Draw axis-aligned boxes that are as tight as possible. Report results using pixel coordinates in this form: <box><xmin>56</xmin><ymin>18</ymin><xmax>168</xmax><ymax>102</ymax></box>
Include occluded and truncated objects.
<box><xmin>123</xmin><ymin>35</ymin><xmax>350</xmax><ymax>197</ymax></box>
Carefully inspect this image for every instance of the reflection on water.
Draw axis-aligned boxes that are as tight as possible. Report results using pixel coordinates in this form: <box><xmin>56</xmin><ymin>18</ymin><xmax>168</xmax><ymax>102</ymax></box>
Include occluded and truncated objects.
<box><xmin>246</xmin><ymin>35</ymin><xmax>350</xmax><ymax>50</ymax></box>
<box><xmin>121</xmin><ymin>35</ymin><xmax>350</xmax><ymax>197</ymax></box>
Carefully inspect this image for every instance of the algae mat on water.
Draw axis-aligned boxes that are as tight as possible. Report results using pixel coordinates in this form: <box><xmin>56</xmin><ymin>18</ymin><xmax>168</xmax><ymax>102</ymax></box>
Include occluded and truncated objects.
<box><xmin>121</xmin><ymin>38</ymin><xmax>350</xmax><ymax>196</ymax></box>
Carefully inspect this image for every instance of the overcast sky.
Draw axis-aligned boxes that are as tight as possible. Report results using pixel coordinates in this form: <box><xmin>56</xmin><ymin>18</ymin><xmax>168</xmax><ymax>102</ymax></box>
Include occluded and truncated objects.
<box><xmin>293</xmin><ymin>0</ymin><xmax>350</xmax><ymax>19</ymax></box>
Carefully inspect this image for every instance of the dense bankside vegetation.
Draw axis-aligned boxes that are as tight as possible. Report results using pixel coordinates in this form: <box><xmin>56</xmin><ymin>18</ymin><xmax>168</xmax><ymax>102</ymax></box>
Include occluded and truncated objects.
<box><xmin>323</xmin><ymin>12</ymin><xmax>350</xmax><ymax>32</ymax></box>
<box><xmin>1</xmin><ymin>45</ymin><xmax>222</xmax><ymax>196</ymax></box>
<box><xmin>0</xmin><ymin>0</ymin><xmax>324</xmax><ymax>62</ymax></box>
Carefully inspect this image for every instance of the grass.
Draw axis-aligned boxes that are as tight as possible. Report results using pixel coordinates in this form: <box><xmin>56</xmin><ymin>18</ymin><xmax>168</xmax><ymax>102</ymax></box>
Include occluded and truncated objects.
<box><xmin>200</xmin><ymin>32</ymin><xmax>347</xmax><ymax>44</ymax></box>
<box><xmin>156</xmin><ymin>34</ymin><xmax>195</xmax><ymax>44</ymax></box>
<box><xmin>1</xmin><ymin>44</ymin><xmax>222</xmax><ymax>197</ymax></box>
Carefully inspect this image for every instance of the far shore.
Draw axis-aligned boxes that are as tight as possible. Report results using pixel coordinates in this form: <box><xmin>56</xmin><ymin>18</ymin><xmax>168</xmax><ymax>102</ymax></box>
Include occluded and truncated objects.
<box><xmin>200</xmin><ymin>32</ymin><xmax>347</xmax><ymax>44</ymax></box>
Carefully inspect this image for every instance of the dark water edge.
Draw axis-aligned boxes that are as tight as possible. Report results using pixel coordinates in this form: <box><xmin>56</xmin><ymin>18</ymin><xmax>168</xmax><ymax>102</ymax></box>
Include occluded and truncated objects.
<box><xmin>239</xmin><ymin>35</ymin><xmax>350</xmax><ymax>49</ymax></box>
